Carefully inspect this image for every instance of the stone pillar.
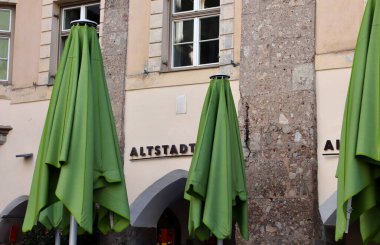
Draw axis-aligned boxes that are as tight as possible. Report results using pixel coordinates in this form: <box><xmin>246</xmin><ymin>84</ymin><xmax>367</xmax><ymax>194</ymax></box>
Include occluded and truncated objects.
<box><xmin>239</xmin><ymin>0</ymin><xmax>322</xmax><ymax>244</ymax></box>
<box><xmin>101</xmin><ymin>1</ymin><xmax>155</xmax><ymax>244</ymax></box>
<box><xmin>102</xmin><ymin>0</ymin><xmax>129</xmax><ymax>147</ymax></box>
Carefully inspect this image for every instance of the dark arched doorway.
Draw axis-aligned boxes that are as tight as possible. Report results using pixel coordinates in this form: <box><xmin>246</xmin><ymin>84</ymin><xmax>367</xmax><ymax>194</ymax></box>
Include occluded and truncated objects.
<box><xmin>0</xmin><ymin>196</ymin><xmax>28</xmax><ymax>244</ymax></box>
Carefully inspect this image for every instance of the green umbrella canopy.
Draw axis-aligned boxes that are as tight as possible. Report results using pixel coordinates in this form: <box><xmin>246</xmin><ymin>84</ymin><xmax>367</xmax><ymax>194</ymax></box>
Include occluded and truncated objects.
<box><xmin>22</xmin><ymin>25</ymin><xmax>130</xmax><ymax>234</ymax></box>
<box><xmin>184</xmin><ymin>77</ymin><xmax>249</xmax><ymax>241</ymax></box>
<box><xmin>335</xmin><ymin>0</ymin><xmax>380</xmax><ymax>243</ymax></box>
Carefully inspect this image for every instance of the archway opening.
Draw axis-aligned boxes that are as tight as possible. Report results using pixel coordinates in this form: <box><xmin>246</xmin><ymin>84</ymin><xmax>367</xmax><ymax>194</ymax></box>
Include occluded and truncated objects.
<box><xmin>130</xmin><ymin>170</ymin><xmax>235</xmax><ymax>245</ymax></box>
<box><xmin>0</xmin><ymin>196</ymin><xmax>28</xmax><ymax>244</ymax></box>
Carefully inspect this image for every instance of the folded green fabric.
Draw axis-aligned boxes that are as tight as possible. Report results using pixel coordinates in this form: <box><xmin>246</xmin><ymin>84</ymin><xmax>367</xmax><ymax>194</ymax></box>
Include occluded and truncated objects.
<box><xmin>22</xmin><ymin>25</ymin><xmax>130</xmax><ymax>234</ymax></box>
<box><xmin>336</xmin><ymin>0</ymin><xmax>380</xmax><ymax>243</ymax></box>
<box><xmin>185</xmin><ymin>78</ymin><xmax>248</xmax><ymax>241</ymax></box>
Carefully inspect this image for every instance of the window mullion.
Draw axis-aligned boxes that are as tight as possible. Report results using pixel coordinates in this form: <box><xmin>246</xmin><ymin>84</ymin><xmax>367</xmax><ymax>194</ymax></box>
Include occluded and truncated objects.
<box><xmin>80</xmin><ymin>6</ymin><xmax>86</xmax><ymax>19</ymax></box>
<box><xmin>194</xmin><ymin>0</ymin><xmax>200</xmax><ymax>11</ymax></box>
<box><xmin>193</xmin><ymin>18</ymin><xmax>199</xmax><ymax>66</ymax></box>
<box><xmin>0</xmin><ymin>36</ymin><xmax>9</xmax><ymax>81</ymax></box>
<box><xmin>171</xmin><ymin>21</ymin><xmax>174</xmax><ymax>68</ymax></box>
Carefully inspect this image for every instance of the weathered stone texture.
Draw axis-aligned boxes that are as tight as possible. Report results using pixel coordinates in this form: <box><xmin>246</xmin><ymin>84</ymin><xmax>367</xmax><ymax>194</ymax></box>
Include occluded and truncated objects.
<box><xmin>102</xmin><ymin>0</ymin><xmax>129</xmax><ymax>146</ymax></box>
<box><xmin>239</xmin><ymin>0</ymin><xmax>322</xmax><ymax>244</ymax></box>
<box><xmin>101</xmin><ymin>1</ymin><xmax>129</xmax><ymax>242</ymax></box>
<box><xmin>98</xmin><ymin>227</ymin><xmax>157</xmax><ymax>245</ymax></box>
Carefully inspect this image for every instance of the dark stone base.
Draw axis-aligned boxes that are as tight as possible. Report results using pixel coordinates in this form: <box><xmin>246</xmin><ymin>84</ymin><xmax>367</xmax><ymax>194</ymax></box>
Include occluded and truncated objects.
<box><xmin>99</xmin><ymin>226</ymin><xmax>157</xmax><ymax>245</ymax></box>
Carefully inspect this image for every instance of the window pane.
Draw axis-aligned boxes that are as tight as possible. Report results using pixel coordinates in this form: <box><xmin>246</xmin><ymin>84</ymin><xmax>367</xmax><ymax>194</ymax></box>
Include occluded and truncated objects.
<box><xmin>200</xmin><ymin>40</ymin><xmax>218</xmax><ymax>64</ymax></box>
<box><xmin>200</xmin><ymin>16</ymin><xmax>219</xmax><ymax>40</ymax></box>
<box><xmin>200</xmin><ymin>0</ymin><xmax>220</xmax><ymax>9</ymax></box>
<box><xmin>86</xmin><ymin>4</ymin><xmax>100</xmax><ymax>24</ymax></box>
<box><xmin>173</xmin><ymin>44</ymin><xmax>193</xmax><ymax>67</ymax></box>
<box><xmin>0</xmin><ymin>38</ymin><xmax>9</xmax><ymax>59</ymax></box>
<box><xmin>0</xmin><ymin>59</ymin><xmax>8</xmax><ymax>80</ymax></box>
<box><xmin>174</xmin><ymin>0</ymin><xmax>193</xmax><ymax>13</ymax></box>
<box><xmin>174</xmin><ymin>20</ymin><xmax>194</xmax><ymax>43</ymax></box>
<box><xmin>0</xmin><ymin>9</ymin><xmax>11</xmax><ymax>31</ymax></box>
<box><xmin>63</xmin><ymin>7</ymin><xmax>81</xmax><ymax>30</ymax></box>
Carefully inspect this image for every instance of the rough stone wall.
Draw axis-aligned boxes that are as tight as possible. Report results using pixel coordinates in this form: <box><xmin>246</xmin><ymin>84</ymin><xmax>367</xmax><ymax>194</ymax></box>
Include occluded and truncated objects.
<box><xmin>102</xmin><ymin>0</ymin><xmax>129</xmax><ymax>147</ymax></box>
<box><xmin>98</xmin><ymin>227</ymin><xmax>157</xmax><ymax>245</ymax></box>
<box><xmin>101</xmin><ymin>1</ymin><xmax>140</xmax><ymax>244</ymax></box>
<box><xmin>239</xmin><ymin>0</ymin><xmax>322</xmax><ymax>244</ymax></box>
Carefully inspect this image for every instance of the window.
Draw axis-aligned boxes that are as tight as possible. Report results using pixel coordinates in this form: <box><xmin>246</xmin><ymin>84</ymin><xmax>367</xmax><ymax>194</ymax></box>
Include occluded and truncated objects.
<box><xmin>171</xmin><ymin>0</ymin><xmax>220</xmax><ymax>68</ymax></box>
<box><xmin>0</xmin><ymin>8</ymin><xmax>13</xmax><ymax>83</ymax></box>
<box><xmin>60</xmin><ymin>3</ymin><xmax>100</xmax><ymax>52</ymax></box>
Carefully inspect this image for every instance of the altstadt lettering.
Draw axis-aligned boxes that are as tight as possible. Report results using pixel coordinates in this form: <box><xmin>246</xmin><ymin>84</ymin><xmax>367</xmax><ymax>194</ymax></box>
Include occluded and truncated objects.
<box><xmin>130</xmin><ymin>143</ymin><xmax>196</xmax><ymax>159</ymax></box>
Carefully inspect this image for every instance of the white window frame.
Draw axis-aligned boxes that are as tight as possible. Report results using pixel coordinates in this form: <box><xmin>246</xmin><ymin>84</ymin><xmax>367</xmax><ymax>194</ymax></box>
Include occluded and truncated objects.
<box><xmin>58</xmin><ymin>3</ymin><xmax>100</xmax><ymax>61</ymax></box>
<box><xmin>0</xmin><ymin>8</ymin><xmax>13</xmax><ymax>83</ymax></box>
<box><xmin>61</xmin><ymin>3</ymin><xmax>100</xmax><ymax>33</ymax></box>
<box><xmin>170</xmin><ymin>0</ymin><xmax>220</xmax><ymax>69</ymax></box>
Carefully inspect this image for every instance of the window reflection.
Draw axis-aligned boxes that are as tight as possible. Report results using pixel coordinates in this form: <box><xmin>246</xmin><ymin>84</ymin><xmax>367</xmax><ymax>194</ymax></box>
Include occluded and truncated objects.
<box><xmin>174</xmin><ymin>20</ymin><xmax>194</xmax><ymax>43</ymax></box>
<box><xmin>174</xmin><ymin>44</ymin><xmax>193</xmax><ymax>67</ymax></box>
<box><xmin>200</xmin><ymin>0</ymin><xmax>219</xmax><ymax>9</ymax></box>
<box><xmin>174</xmin><ymin>0</ymin><xmax>193</xmax><ymax>12</ymax></box>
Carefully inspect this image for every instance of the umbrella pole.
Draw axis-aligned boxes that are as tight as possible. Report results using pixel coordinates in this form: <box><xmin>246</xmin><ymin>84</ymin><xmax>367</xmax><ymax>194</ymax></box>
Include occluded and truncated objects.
<box><xmin>69</xmin><ymin>215</ymin><xmax>77</xmax><ymax>245</ymax></box>
<box><xmin>217</xmin><ymin>240</ymin><xmax>223</xmax><ymax>245</ymax></box>
<box><xmin>55</xmin><ymin>230</ymin><xmax>61</xmax><ymax>245</ymax></box>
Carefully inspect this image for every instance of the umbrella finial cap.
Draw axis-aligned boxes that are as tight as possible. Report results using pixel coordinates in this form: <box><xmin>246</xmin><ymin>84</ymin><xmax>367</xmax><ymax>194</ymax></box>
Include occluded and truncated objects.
<box><xmin>70</xmin><ymin>18</ymin><xmax>98</xmax><ymax>27</ymax></box>
<box><xmin>209</xmin><ymin>74</ymin><xmax>230</xmax><ymax>80</ymax></box>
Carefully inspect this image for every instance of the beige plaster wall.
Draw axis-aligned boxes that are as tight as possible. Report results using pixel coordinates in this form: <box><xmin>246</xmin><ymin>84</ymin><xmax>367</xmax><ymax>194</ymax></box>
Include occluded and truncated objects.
<box><xmin>315</xmin><ymin>0</ymin><xmax>366</xmax><ymax>224</ymax></box>
<box><xmin>0</xmin><ymin>100</ymin><xmax>49</xmax><ymax>211</ymax></box>
<box><xmin>124</xmin><ymin>82</ymin><xmax>240</xmax><ymax>203</ymax></box>
<box><xmin>126</xmin><ymin>0</ymin><xmax>150</xmax><ymax>76</ymax></box>
<box><xmin>316</xmin><ymin>69</ymin><xmax>350</xmax><ymax>207</ymax></box>
<box><xmin>10</xmin><ymin>0</ymin><xmax>42</xmax><ymax>88</ymax></box>
<box><xmin>316</xmin><ymin>0</ymin><xmax>364</xmax><ymax>55</ymax></box>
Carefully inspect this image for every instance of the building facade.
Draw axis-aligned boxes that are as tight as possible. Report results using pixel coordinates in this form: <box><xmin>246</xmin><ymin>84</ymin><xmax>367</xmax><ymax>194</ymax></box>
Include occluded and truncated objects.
<box><xmin>0</xmin><ymin>0</ymin><xmax>366</xmax><ymax>244</ymax></box>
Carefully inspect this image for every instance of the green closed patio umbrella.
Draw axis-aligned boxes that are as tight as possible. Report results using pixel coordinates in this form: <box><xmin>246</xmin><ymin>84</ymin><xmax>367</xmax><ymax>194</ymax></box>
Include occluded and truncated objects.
<box><xmin>336</xmin><ymin>0</ymin><xmax>380</xmax><ymax>243</ymax></box>
<box><xmin>22</xmin><ymin>21</ymin><xmax>130</xmax><ymax>242</ymax></box>
<box><xmin>184</xmin><ymin>75</ymin><xmax>249</xmax><ymax>244</ymax></box>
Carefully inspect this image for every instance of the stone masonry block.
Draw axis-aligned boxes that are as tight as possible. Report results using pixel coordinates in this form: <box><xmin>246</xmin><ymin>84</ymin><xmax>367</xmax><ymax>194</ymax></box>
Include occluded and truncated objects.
<box><xmin>41</xmin><ymin>4</ymin><xmax>53</xmax><ymax>19</ymax></box>
<box><xmin>40</xmin><ymin>31</ymin><xmax>52</xmax><ymax>45</ymax></box>
<box><xmin>100</xmin><ymin>7</ymin><xmax>105</xmax><ymax>24</ymax></box>
<box><xmin>292</xmin><ymin>63</ymin><xmax>314</xmax><ymax>91</ymax></box>
<box><xmin>221</xmin><ymin>4</ymin><xmax>234</xmax><ymax>20</ymax></box>
<box><xmin>149</xmin><ymin>43</ymin><xmax>162</xmax><ymax>58</ymax></box>
<box><xmin>220</xmin><ymin>19</ymin><xmax>234</xmax><ymax>35</ymax></box>
<box><xmin>42</xmin><ymin>0</ymin><xmax>53</xmax><ymax>5</ymax></box>
<box><xmin>39</xmin><ymin>58</ymin><xmax>50</xmax><ymax>73</ymax></box>
<box><xmin>37</xmin><ymin>72</ymin><xmax>49</xmax><ymax>85</ymax></box>
<box><xmin>151</xmin><ymin>0</ymin><xmax>164</xmax><ymax>14</ymax></box>
<box><xmin>39</xmin><ymin>45</ymin><xmax>51</xmax><ymax>59</ymax></box>
<box><xmin>148</xmin><ymin>57</ymin><xmax>161</xmax><ymax>72</ymax></box>
<box><xmin>220</xmin><ymin>34</ymin><xmax>233</xmax><ymax>50</ymax></box>
<box><xmin>219</xmin><ymin>49</ymin><xmax>233</xmax><ymax>65</ymax></box>
<box><xmin>149</xmin><ymin>28</ymin><xmax>163</xmax><ymax>43</ymax></box>
<box><xmin>221</xmin><ymin>0</ymin><xmax>234</xmax><ymax>4</ymax></box>
<box><xmin>41</xmin><ymin>18</ymin><xmax>52</xmax><ymax>32</ymax></box>
<box><xmin>150</xmin><ymin>13</ymin><xmax>163</xmax><ymax>29</ymax></box>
